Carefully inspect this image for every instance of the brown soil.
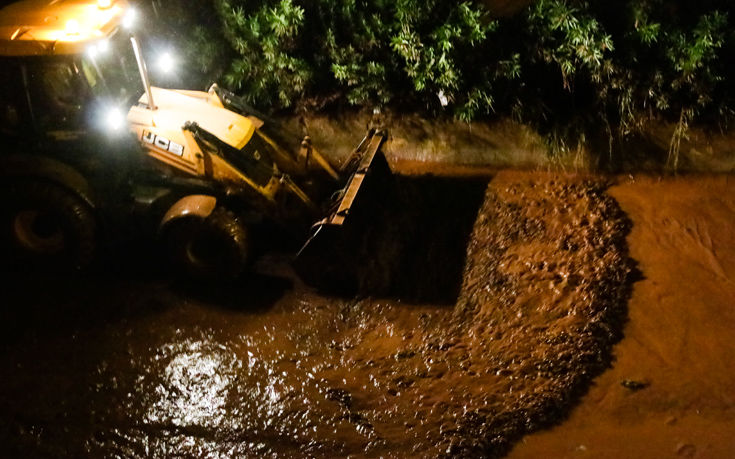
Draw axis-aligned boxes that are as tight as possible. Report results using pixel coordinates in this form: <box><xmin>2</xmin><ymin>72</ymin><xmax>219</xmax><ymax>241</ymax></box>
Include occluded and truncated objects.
<box><xmin>508</xmin><ymin>174</ymin><xmax>735</xmax><ymax>458</ymax></box>
<box><xmin>0</xmin><ymin>171</ymin><xmax>634</xmax><ymax>458</ymax></box>
<box><xmin>440</xmin><ymin>171</ymin><xmax>633</xmax><ymax>456</ymax></box>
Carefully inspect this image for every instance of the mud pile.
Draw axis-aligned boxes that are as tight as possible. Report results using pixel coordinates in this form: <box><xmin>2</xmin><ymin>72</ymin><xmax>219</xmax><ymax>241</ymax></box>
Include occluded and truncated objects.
<box><xmin>443</xmin><ymin>172</ymin><xmax>634</xmax><ymax>455</ymax></box>
<box><xmin>305</xmin><ymin>172</ymin><xmax>635</xmax><ymax>457</ymax></box>
<box><xmin>235</xmin><ymin>172</ymin><xmax>633</xmax><ymax>457</ymax></box>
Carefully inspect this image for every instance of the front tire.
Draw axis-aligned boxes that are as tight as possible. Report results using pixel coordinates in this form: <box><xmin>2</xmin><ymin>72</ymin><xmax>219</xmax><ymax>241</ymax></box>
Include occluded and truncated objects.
<box><xmin>164</xmin><ymin>208</ymin><xmax>250</xmax><ymax>280</ymax></box>
<box><xmin>1</xmin><ymin>180</ymin><xmax>97</xmax><ymax>271</ymax></box>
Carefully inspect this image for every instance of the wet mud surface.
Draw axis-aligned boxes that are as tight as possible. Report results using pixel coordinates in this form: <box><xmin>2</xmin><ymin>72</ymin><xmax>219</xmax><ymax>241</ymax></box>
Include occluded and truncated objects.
<box><xmin>0</xmin><ymin>171</ymin><xmax>633</xmax><ymax>458</ymax></box>
<box><xmin>509</xmin><ymin>174</ymin><xmax>735</xmax><ymax>458</ymax></box>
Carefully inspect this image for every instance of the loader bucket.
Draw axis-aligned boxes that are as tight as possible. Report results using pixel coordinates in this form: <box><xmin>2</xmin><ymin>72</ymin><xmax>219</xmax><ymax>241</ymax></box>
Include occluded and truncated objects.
<box><xmin>293</xmin><ymin>129</ymin><xmax>394</xmax><ymax>293</ymax></box>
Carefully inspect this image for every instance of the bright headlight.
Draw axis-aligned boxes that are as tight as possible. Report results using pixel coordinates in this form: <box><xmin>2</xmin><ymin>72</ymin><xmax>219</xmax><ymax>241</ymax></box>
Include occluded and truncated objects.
<box><xmin>87</xmin><ymin>39</ymin><xmax>109</xmax><ymax>58</ymax></box>
<box><xmin>122</xmin><ymin>8</ymin><xmax>136</xmax><ymax>29</ymax></box>
<box><xmin>104</xmin><ymin>107</ymin><xmax>125</xmax><ymax>132</ymax></box>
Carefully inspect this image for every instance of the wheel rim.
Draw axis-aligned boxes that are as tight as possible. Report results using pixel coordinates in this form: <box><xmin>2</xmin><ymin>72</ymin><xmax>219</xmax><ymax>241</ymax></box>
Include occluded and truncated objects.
<box><xmin>13</xmin><ymin>209</ymin><xmax>66</xmax><ymax>254</ymax></box>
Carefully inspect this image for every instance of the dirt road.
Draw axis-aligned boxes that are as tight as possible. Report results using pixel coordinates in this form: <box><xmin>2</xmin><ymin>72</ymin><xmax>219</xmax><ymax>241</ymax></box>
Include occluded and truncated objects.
<box><xmin>509</xmin><ymin>174</ymin><xmax>735</xmax><ymax>458</ymax></box>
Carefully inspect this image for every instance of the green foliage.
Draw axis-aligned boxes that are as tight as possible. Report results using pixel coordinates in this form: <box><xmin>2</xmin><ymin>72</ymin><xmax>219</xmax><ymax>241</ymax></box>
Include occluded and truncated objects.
<box><xmin>145</xmin><ymin>0</ymin><xmax>230</xmax><ymax>88</ymax></box>
<box><xmin>216</xmin><ymin>0</ymin><xmax>311</xmax><ymax>106</ymax></box>
<box><xmin>526</xmin><ymin>0</ymin><xmax>613</xmax><ymax>87</ymax></box>
<box><xmin>215</xmin><ymin>0</ymin><xmax>500</xmax><ymax>118</ymax></box>
<box><xmin>319</xmin><ymin>2</ymin><xmax>395</xmax><ymax>106</ymax></box>
<box><xmin>159</xmin><ymin>0</ymin><xmax>735</xmax><ymax>169</ymax></box>
<box><xmin>507</xmin><ymin>0</ymin><xmax>733</xmax><ymax>166</ymax></box>
<box><xmin>390</xmin><ymin>2</ymin><xmax>496</xmax><ymax>100</ymax></box>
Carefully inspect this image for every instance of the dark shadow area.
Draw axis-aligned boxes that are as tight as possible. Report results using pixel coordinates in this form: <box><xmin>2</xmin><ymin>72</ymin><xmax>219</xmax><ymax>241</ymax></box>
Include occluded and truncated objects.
<box><xmin>296</xmin><ymin>172</ymin><xmax>491</xmax><ymax>303</ymax></box>
<box><xmin>0</xmin><ymin>270</ymin><xmax>166</xmax><ymax>346</ymax></box>
<box><xmin>0</xmin><ymin>168</ymin><xmax>488</xmax><ymax>351</ymax></box>
<box><xmin>107</xmin><ymin>239</ymin><xmax>294</xmax><ymax>312</ymax></box>
<box><xmin>380</xmin><ymin>175</ymin><xmax>490</xmax><ymax>302</ymax></box>
<box><xmin>171</xmin><ymin>272</ymin><xmax>293</xmax><ymax>313</ymax></box>
<box><xmin>591</xmin><ymin>131</ymin><xmax>678</xmax><ymax>173</ymax></box>
<box><xmin>0</xmin><ymin>257</ymin><xmax>290</xmax><ymax>347</ymax></box>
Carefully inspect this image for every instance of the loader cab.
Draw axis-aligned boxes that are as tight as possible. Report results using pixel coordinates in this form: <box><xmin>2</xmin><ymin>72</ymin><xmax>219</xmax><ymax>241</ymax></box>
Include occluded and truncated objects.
<box><xmin>0</xmin><ymin>59</ymin><xmax>27</xmax><ymax>139</ymax></box>
<box><xmin>0</xmin><ymin>2</ymin><xmax>141</xmax><ymax>144</ymax></box>
<box><xmin>0</xmin><ymin>0</ymin><xmax>156</xmax><ymax>271</ymax></box>
<box><xmin>0</xmin><ymin>53</ymin><xmax>99</xmax><ymax>137</ymax></box>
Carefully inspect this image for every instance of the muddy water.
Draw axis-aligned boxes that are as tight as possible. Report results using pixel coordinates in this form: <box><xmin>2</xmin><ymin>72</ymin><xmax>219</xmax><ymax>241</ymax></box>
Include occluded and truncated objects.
<box><xmin>0</xmin><ymin>171</ymin><xmax>632</xmax><ymax>458</ymax></box>
<box><xmin>509</xmin><ymin>174</ymin><xmax>735</xmax><ymax>458</ymax></box>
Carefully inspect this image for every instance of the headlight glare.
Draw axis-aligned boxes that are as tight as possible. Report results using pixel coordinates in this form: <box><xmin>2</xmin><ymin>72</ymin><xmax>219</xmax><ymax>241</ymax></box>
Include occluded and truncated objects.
<box><xmin>156</xmin><ymin>51</ymin><xmax>176</xmax><ymax>74</ymax></box>
<box><xmin>122</xmin><ymin>8</ymin><xmax>136</xmax><ymax>29</ymax></box>
<box><xmin>104</xmin><ymin>107</ymin><xmax>125</xmax><ymax>132</ymax></box>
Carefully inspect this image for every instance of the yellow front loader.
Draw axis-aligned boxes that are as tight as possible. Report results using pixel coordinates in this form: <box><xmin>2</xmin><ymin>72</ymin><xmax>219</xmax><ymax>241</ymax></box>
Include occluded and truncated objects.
<box><xmin>0</xmin><ymin>0</ymin><xmax>391</xmax><ymax>284</ymax></box>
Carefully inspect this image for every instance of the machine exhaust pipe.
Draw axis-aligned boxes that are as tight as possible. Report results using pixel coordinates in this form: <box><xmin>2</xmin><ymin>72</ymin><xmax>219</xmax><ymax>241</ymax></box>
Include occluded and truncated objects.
<box><xmin>130</xmin><ymin>35</ymin><xmax>155</xmax><ymax>110</ymax></box>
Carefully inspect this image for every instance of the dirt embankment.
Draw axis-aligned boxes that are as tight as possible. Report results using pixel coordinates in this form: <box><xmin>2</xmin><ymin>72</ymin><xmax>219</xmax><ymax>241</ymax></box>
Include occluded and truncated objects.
<box><xmin>509</xmin><ymin>174</ymin><xmax>735</xmax><ymax>458</ymax></box>
<box><xmin>283</xmin><ymin>113</ymin><xmax>735</xmax><ymax>174</ymax></box>
<box><xmin>433</xmin><ymin>172</ymin><xmax>634</xmax><ymax>456</ymax></box>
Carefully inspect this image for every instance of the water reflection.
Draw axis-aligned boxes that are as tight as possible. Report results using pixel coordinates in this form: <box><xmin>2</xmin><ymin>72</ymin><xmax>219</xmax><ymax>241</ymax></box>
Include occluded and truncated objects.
<box><xmin>146</xmin><ymin>340</ymin><xmax>237</xmax><ymax>429</ymax></box>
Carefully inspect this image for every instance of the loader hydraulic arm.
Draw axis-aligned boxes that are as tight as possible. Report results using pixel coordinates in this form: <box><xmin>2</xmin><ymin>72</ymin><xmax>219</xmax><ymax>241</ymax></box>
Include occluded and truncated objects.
<box><xmin>183</xmin><ymin>121</ymin><xmax>275</xmax><ymax>185</ymax></box>
<box><xmin>209</xmin><ymin>84</ymin><xmax>339</xmax><ymax>181</ymax></box>
<box><xmin>182</xmin><ymin>121</ymin><xmax>317</xmax><ymax>211</ymax></box>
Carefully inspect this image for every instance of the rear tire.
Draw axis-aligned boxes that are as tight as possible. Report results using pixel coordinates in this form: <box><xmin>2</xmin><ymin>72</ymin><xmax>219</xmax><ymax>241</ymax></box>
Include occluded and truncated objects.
<box><xmin>164</xmin><ymin>208</ymin><xmax>250</xmax><ymax>280</ymax></box>
<box><xmin>1</xmin><ymin>180</ymin><xmax>97</xmax><ymax>270</ymax></box>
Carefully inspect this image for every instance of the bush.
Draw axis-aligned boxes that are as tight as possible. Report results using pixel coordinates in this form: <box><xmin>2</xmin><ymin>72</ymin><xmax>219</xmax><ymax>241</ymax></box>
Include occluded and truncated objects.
<box><xmin>159</xmin><ymin>0</ymin><xmax>735</xmax><ymax>168</ymax></box>
<box><xmin>510</xmin><ymin>1</ymin><xmax>732</xmax><ymax>166</ymax></box>
<box><xmin>143</xmin><ymin>0</ymin><xmax>231</xmax><ymax>88</ymax></box>
<box><xmin>214</xmin><ymin>0</ymin><xmax>502</xmax><ymax>119</ymax></box>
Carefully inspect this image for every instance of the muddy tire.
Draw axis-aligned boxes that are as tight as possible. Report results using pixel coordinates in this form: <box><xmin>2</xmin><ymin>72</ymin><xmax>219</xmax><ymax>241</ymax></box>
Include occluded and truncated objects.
<box><xmin>1</xmin><ymin>180</ymin><xmax>96</xmax><ymax>270</ymax></box>
<box><xmin>165</xmin><ymin>208</ymin><xmax>250</xmax><ymax>280</ymax></box>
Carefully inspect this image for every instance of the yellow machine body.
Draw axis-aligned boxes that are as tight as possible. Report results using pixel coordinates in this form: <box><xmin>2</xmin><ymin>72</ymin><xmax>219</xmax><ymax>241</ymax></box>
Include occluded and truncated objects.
<box><xmin>127</xmin><ymin>86</ymin><xmax>285</xmax><ymax>204</ymax></box>
<box><xmin>0</xmin><ymin>0</ymin><xmax>390</xmax><ymax>282</ymax></box>
<box><xmin>0</xmin><ymin>0</ymin><xmax>355</xmax><ymax>218</ymax></box>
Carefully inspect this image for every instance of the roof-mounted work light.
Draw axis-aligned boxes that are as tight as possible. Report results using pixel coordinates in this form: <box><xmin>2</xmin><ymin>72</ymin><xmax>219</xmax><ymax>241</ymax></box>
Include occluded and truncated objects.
<box><xmin>122</xmin><ymin>8</ymin><xmax>136</xmax><ymax>29</ymax></box>
<box><xmin>86</xmin><ymin>38</ymin><xmax>109</xmax><ymax>57</ymax></box>
<box><xmin>65</xmin><ymin>19</ymin><xmax>80</xmax><ymax>36</ymax></box>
